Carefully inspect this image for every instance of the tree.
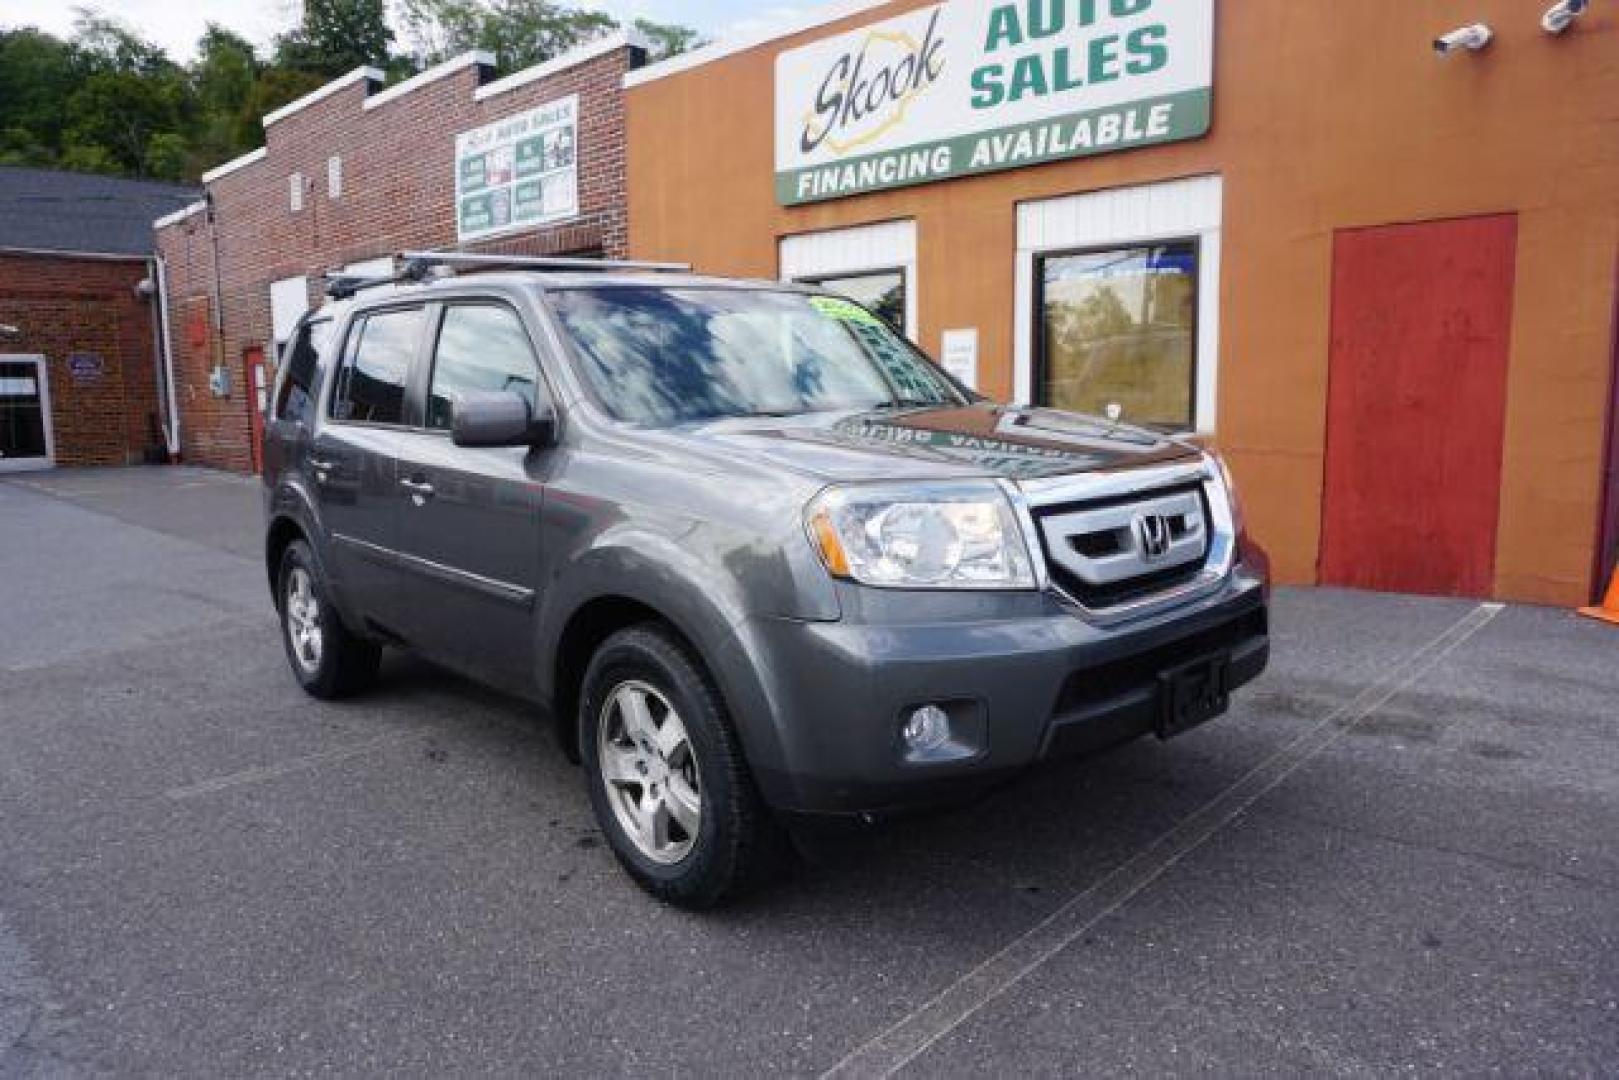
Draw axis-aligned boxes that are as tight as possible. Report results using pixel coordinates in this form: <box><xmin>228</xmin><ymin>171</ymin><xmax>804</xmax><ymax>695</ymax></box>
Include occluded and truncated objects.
<box><xmin>634</xmin><ymin>18</ymin><xmax>704</xmax><ymax>62</ymax></box>
<box><xmin>276</xmin><ymin>0</ymin><xmax>394</xmax><ymax>77</ymax></box>
<box><xmin>188</xmin><ymin>24</ymin><xmax>261</xmax><ymax>172</ymax></box>
<box><xmin>400</xmin><ymin>0</ymin><xmax>615</xmax><ymax>70</ymax></box>
<box><xmin>0</xmin><ymin>29</ymin><xmax>82</xmax><ymax>163</ymax></box>
<box><xmin>64</xmin><ymin>67</ymin><xmax>187</xmax><ymax>176</ymax></box>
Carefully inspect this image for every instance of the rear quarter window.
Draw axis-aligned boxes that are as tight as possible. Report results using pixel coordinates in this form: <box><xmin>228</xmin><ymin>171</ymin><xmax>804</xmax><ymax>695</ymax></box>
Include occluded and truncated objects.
<box><xmin>273</xmin><ymin>319</ymin><xmax>331</xmax><ymax>426</ymax></box>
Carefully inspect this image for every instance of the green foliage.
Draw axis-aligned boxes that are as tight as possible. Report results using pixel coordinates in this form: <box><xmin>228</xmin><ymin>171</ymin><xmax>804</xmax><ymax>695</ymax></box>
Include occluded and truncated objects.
<box><xmin>276</xmin><ymin>0</ymin><xmax>395</xmax><ymax>77</ymax></box>
<box><xmin>0</xmin><ymin>1</ymin><xmax>702</xmax><ymax>183</ymax></box>
<box><xmin>634</xmin><ymin>18</ymin><xmax>706</xmax><ymax>62</ymax></box>
<box><xmin>399</xmin><ymin>0</ymin><xmax>614</xmax><ymax>70</ymax></box>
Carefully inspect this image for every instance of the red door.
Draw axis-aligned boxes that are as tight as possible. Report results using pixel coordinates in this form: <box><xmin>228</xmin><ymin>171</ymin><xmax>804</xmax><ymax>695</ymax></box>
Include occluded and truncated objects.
<box><xmin>1320</xmin><ymin>215</ymin><xmax>1517</xmax><ymax>597</ymax></box>
<box><xmin>245</xmin><ymin>345</ymin><xmax>267</xmax><ymax>475</ymax></box>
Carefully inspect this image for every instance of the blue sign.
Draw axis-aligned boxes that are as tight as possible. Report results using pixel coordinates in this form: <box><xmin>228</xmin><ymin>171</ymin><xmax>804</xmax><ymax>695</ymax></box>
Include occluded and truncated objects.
<box><xmin>67</xmin><ymin>353</ymin><xmax>105</xmax><ymax>383</ymax></box>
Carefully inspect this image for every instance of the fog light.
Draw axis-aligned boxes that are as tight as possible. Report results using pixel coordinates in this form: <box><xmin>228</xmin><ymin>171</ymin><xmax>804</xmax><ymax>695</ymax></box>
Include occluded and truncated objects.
<box><xmin>902</xmin><ymin>705</ymin><xmax>952</xmax><ymax>752</ymax></box>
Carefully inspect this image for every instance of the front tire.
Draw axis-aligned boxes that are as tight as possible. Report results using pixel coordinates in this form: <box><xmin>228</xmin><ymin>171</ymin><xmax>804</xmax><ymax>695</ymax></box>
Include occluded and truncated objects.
<box><xmin>277</xmin><ymin>539</ymin><xmax>381</xmax><ymax>699</ymax></box>
<box><xmin>579</xmin><ymin>624</ymin><xmax>770</xmax><ymax>908</ymax></box>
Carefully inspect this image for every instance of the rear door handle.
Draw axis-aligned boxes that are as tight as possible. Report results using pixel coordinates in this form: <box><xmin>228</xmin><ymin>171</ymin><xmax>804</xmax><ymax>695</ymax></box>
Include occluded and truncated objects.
<box><xmin>399</xmin><ymin>477</ymin><xmax>435</xmax><ymax>501</ymax></box>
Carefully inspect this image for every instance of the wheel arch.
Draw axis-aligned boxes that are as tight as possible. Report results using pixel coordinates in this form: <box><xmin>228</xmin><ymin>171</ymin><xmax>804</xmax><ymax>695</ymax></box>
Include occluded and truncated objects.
<box><xmin>540</xmin><ymin>556</ymin><xmax>781</xmax><ymax>778</ymax></box>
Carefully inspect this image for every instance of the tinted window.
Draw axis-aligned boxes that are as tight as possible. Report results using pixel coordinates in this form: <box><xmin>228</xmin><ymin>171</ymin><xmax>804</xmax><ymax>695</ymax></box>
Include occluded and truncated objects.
<box><xmin>274</xmin><ymin>319</ymin><xmax>331</xmax><ymax>425</ymax></box>
<box><xmin>549</xmin><ymin>287</ymin><xmax>965</xmax><ymax>427</ymax></box>
<box><xmin>426</xmin><ymin>305</ymin><xmax>541</xmax><ymax>431</ymax></box>
<box><xmin>1038</xmin><ymin>241</ymin><xmax>1198</xmax><ymax>430</ymax></box>
<box><xmin>331</xmin><ymin>307</ymin><xmax>422</xmax><ymax>425</ymax></box>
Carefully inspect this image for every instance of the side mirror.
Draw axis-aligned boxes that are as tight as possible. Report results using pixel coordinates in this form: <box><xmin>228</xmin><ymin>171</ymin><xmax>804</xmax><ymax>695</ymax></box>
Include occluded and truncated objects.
<box><xmin>450</xmin><ymin>391</ymin><xmax>558</xmax><ymax>449</ymax></box>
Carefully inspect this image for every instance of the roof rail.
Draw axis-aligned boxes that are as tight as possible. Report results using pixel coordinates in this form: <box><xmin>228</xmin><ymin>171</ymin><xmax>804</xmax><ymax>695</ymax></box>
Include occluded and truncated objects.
<box><xmin>396</xmin><ymin>251</ymin><xmax>692</xmax><ymax>275</ymax></box>
<box><xmin>322</xmin><ymin>250</ymin><xmax>694</xmax><ymax>299</ymax></box>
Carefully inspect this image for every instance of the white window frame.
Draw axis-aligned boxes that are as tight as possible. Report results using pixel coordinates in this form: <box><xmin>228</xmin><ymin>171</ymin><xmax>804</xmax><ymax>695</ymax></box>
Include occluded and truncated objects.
<box><xmin>289</xmin><ymin>172</ymin><xmax>304</xmax><ymax>212</ymax></box>
<box><xmin>779</xmin><ymin>219</ymin><xmax>919</xmax><ymax>340</ymax></box>
<box><xmin>327</xmin><ymin>155</ymin><xmax>343</xmax><ymax>199</ymax></box>
<box><xmin>1015</xmin><ymin>175</ymin><xmax>1223</xmax><ymax>433</ymax></box>
<box><xmin>0</xmin><ymin>354</ymin><xmax>55</xmax><ymax>472</ymax></box>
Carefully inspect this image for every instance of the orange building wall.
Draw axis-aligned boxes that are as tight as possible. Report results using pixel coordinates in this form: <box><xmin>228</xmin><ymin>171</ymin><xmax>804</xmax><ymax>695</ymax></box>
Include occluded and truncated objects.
<box><xmin>626</xmin><ymin>0</ymin><xmax>1619</xmax><ymax>606</ymax></box>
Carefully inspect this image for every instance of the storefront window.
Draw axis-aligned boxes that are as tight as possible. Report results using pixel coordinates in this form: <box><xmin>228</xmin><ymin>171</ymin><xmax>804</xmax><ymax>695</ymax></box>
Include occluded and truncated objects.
<box><xmin>798</xmin><ymin>269</ymin><xmax>906</xmax><ymax>334</ymax></box>
<box><xmin>1037</xmin><ymin>242</ymin><xmax>1198</xmax><ymax>430</ymax></box>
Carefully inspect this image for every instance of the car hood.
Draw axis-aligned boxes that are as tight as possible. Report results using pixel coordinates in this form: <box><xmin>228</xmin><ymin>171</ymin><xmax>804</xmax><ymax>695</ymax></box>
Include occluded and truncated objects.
<box><xmin>670</xmin><ymin>402</ymin><xmax>1202</xmax><ymax>483</ymax></box>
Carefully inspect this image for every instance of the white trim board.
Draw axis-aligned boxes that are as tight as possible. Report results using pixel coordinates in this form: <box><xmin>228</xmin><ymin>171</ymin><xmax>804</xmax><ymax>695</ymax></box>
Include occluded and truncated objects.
<box><xmin>1013</xmin><ymin>174</ymin><xmax>1224</xmax><ymax>433</ymax></box>
<box><xmin>365</xmin><ymin>51</ymin><xmax>495</xmax><ymax>112</ymax></box>
<box><xmin>200</xmin><ymin>148</ymin><xmax>266</xmax><ymax>185</ymax></box>
<box><xmin>153</xmin><ymin>200</ymin><xmax>207</xmax><ymax>231</ymax></box>
<box><xmin>478</xmin><ymin>31</ymin><xmax>649</xmax><ymax>102</ymax></box>
<box><xmin>263</xmin><ymin>67</ymin><xmax>384</xmax><ymax>128</ymax></box>
<box><xmin>0</xmin><ymin>354</ymin><xmax>55</xmax><ymax>472</ymax></box>
<box><xmin>779</xmin><ymin>219</ymin><xmax>919</xmax><ymax>339</ymax></box>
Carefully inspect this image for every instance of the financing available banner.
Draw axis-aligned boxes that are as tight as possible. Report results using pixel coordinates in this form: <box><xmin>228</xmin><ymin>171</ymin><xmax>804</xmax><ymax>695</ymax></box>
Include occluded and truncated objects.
<box><xmin>775</xmin><ymin>0</ymin><xmax>1214</xmax><ymax>206</ymax></box>
<box><xmin>456</xmin><ymin>95</ymin><xmax>579</xmax><ymax>242</ymax></box>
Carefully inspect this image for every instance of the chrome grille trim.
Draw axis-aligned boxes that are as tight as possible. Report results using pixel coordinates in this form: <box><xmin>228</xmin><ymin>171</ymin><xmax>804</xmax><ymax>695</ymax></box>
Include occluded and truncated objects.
<box><xmin>1008</xmin><ymin>457</ymin><xmax>1237</xmax><ymax>626</ymax></box>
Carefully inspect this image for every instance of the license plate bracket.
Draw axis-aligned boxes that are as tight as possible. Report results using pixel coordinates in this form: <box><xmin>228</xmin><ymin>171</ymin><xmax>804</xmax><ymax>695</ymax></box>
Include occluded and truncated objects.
<box><xmin>1157</xmin><ymin>653</ymin><xmax>1231</xmax><ymax>738</ymax></box>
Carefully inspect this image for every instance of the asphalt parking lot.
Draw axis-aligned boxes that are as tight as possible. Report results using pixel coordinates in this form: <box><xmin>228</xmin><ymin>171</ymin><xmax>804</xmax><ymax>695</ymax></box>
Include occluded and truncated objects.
<box><xmin>1</xmin><ymin>466</ymin><xmax>1615</xmax><ymax>1078</ymax></box>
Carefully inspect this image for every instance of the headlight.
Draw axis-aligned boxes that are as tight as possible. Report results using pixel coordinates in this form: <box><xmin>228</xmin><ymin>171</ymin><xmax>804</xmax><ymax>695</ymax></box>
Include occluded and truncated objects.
<box><xmin>805</xmin><ymin>481</ymin><xmax>1036</xmax><ymax>589</ymax></box>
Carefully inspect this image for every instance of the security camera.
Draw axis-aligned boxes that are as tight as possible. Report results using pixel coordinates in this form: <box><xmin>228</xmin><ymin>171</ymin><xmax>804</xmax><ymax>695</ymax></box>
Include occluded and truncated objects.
<box><xmin>1433</xmin><ymin>23</ymin><xmax>1494</xmax><ymax>54</ymax></box>
<box><xmin>1542</xmin><ymin>0</ymin><xmax>1590</xmax><ymax>34</ymax></box>
<box><xmin>0</xmin><ymin>323</ymin><xmax>18</xmax><ymax>338</ymax></box>
<box><xmin>134</xmin><ymin>277</ymin><xmax>155</xmax><ymax>298</ymax></box>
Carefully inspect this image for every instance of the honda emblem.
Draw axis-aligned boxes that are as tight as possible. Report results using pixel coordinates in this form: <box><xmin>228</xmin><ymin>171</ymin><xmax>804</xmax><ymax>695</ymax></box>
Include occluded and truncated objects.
<box><xmin>1134</xmin><ymin>513</ymin><xmax>1173</xmax><ymax>560</ymax></box>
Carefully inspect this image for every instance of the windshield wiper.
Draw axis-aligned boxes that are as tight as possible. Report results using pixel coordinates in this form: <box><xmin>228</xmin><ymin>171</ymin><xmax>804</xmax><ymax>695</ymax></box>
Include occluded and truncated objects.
<box><xmin>868</xmin><ymin>398</ymin><xmax>943</xmax><ymax>411</ymax></box>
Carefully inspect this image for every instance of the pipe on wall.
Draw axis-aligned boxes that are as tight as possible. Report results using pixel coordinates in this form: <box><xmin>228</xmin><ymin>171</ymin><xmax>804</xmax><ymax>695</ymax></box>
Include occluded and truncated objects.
<box><xmin>154</xmin><ymin>255</ymin><xmax>181</xmax><ymax>459</ymax></box>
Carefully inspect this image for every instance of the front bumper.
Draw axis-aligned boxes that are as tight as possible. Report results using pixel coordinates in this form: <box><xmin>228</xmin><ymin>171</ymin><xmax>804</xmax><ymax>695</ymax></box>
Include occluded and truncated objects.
<box><xmin>738</xmin><ymin>566</ymin><xmax>1269</xmax><ymax>819</ymax></box>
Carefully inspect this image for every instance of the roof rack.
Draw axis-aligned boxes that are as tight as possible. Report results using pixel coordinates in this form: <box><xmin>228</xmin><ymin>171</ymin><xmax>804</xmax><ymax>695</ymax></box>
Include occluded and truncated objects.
<box><xmin>396</xmin><ymin>251</ymin><xmax>691</xmax><ymax>275</ymax></box>
<box><xmin>323</xmin><ymin>250</ymin><xmax>692</xmax><ymax>299</ymax></box>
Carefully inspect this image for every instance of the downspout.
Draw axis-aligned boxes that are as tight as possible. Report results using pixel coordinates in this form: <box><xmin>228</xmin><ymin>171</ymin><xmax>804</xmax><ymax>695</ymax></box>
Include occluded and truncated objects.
<box><xmin>154</xmin><ymin>254</ymin><xmax>181</xmax><ymax>460</ymax></box>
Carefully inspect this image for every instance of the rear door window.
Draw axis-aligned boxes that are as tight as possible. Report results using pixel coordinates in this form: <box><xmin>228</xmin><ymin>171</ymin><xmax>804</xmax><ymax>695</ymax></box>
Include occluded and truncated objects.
<box><xmin>330</xmin><ymin>307</ymin><xmax>424</xmax><ymax>425</ymax></box>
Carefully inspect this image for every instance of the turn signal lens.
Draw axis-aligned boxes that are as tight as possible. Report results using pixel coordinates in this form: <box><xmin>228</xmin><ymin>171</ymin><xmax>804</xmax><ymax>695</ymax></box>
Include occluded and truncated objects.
<box><xmin>809</xmin><ymin>509</ymin><xmax>851</xmax><ymax>578</ymax></box>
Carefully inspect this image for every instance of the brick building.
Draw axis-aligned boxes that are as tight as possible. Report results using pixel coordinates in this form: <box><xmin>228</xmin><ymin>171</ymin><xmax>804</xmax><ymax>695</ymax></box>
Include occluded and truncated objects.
<box><xmin>155</xmin><ymin>32</ymin><xmax>646</xmax><ymax>472</ymax></box>
<box><xmin>0</xmin><ymin>168</ymin><xmax>198</xmax><ymax>470</ymax></box>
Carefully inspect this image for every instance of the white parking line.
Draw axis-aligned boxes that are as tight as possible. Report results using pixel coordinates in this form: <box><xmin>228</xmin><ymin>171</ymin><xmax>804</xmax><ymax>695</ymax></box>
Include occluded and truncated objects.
<box><xmin>822</xmin><ymin>602</ymin><xmax>1506</xmax><ymax>1080</ymax></box>
<box><xmin>164</xmin><ymin>732</ymin><xmax>424</xmax><ymax>801</ymax></box>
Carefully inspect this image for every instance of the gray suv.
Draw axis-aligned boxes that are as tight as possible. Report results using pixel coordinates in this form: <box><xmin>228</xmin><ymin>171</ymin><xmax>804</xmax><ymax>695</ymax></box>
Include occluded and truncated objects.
<box><xmin>264</xmin><ymin>253</ymin><xmax>1269</xmax><ymax>907</ymax></box>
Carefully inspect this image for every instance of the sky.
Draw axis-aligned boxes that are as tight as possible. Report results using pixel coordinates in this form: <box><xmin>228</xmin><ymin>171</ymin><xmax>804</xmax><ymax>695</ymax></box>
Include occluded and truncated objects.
<box><xmin>0</xmin><ymin>0</ymin><xmax>826</xmax><ymax>62</ymax></box>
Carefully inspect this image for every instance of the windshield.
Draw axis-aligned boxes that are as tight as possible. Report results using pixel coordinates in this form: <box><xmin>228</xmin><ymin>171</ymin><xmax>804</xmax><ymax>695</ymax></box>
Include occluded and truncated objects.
<box><xmin>549</xmin><ymin>286</ymin><xmax>969</xmax><ymax>426</ymax></box>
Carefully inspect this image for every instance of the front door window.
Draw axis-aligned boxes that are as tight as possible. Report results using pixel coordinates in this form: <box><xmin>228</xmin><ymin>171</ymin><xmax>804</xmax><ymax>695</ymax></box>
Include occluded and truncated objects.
<box><xmin>0</xmin><ymin>359</ymin><xmax>50</xmax><ymax>469</ymax></box>
<box><xmin>1037</xmin><ymin>241</ymin><xmax>1199</xmax><ymax>430</ymax></box>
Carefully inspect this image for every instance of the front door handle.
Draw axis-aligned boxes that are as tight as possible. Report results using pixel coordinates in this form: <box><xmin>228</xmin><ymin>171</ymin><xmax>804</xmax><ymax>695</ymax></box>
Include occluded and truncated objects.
<box><xmin>399</xmin><ymin>477</ymin><xmax>435</xmax><ymax>501</ymax></box>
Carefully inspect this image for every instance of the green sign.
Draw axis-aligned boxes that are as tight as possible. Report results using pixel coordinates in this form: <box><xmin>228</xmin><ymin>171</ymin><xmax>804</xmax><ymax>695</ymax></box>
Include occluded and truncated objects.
<box><xmin>774</xmin><ymin>0</ymin><xmax>1215</xmax><ymax>205</ymax></box>
<box><xmin>454</xmin><ymin>95</ymin><xmax>578</xmax><ymax>242</ymax></box>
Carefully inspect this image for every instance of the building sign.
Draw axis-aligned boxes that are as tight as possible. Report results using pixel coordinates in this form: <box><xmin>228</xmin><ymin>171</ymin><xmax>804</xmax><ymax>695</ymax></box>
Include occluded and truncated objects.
<box><xmin>456</xmin><ymin>96</ymin><xmax>579</xmax><ymax>242</ymax></box>
<box><xmin>66</xmin><ymin>353</ymin><xmax>105</xmax><ymax>383</ymax></box>
<box><xmin>775</xmin><ymin>0</ymin><xmax>1214</xmax><ymax>205</ymax></box>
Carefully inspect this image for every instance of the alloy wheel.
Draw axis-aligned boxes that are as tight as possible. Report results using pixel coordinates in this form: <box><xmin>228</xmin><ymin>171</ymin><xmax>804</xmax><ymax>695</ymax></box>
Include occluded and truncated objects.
<box><xmin>597</xmin><ymin>680</ymin><xmax>702</xmax><ymax>865</ymax></box>
<box><xmin>284</xmin><ymin>567</ymin><xmax>323</xmax><ymax>673</ymax></box>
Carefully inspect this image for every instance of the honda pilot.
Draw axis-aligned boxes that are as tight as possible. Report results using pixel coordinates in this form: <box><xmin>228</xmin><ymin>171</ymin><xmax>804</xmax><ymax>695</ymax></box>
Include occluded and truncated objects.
<box><xmin>263</xmin><ymin>253</ymin><xmax>1270</xmax><ymax>908</ymax></box>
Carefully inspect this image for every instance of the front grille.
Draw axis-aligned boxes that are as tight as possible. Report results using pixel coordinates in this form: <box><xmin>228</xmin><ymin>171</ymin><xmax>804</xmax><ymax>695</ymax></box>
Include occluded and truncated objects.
<box><xmin>1032</xmin><ymin>482</ymin><xmax>1213</xmax><ymax>611</ymax></box>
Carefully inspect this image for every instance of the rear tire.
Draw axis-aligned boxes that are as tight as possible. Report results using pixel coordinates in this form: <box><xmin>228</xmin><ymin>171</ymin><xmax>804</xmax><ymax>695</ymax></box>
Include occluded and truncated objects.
<box><xmin>579</xmin><ymin>624</ymin><xmax>772</xmax><ymax>908</ymax></box>
<box><xmin>277</xmin><ymin>539</ymin><xmax>381</xmax><ymax>699</ymax></box>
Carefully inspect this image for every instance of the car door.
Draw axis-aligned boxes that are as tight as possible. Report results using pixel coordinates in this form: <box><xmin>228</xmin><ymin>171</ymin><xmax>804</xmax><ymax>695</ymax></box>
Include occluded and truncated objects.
<box><xmin>310</xmin><ymin>304</ymin><xmax>428</xmax><ymax>636</ymax></box>
<box><xmin>389</xmin><ymin>300</ymin><xmax>551</xmax><ymax>688</ymax></box>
